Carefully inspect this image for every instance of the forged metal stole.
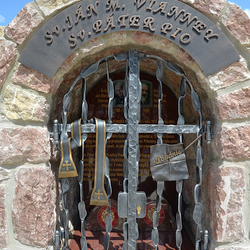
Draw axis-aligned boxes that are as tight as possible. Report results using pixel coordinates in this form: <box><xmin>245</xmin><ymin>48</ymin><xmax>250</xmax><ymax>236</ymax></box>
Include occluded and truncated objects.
<box><xmin>90</xmin><ymin>118</ymin><xmax>109</xmax><ymax>206</ymax></box>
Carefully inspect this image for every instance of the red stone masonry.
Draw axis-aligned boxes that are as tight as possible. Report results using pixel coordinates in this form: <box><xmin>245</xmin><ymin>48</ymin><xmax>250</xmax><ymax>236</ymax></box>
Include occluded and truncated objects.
<box><xmin>0</xmin><ymin>39</ymin><xmax>17</xmax><ymax>88</ymax></box>
<box><xmin>0</xmin><ymin>127</ymin><xmax>51</xmax><ymax>165</ymax></box>
<box><xmin>0</xmin><ymin>185</ymin><xmax>7</xmax><ymax>248</ymax></box>
<box><xmin>221</xmin><ymin>3</ymin><xmax>250</xmax><ymax>45</ymax></box>
<box><xmin>215</xmin><ymin>87</ymin><xmax>250</xmax><ymax>120</ymax></box>
<box><xmin>192</xmin><ymin>0</ymin><xmax>226</xmax><ymax>18</ymax></box>
<box><xmin>12</xmin><ymin>167</ymin><xmax>56</xmax><ymax>247</ymax></box>
<box><xmin>206</xmin><ymin>165</ymin><xmax>245</xmax><ymax>242</ymax></box>
<box><xmin>4</xmin><ymin>3</ymin><xmax>44</xmax><ymax>45</ymax></box>
<box><xmin>215</xmin><ymin>125</ymin><xmax>250</xmax><ymax>160</ymax></box>
<box><xmin>12</xmin><ymin>64</ymin><xmax>62</xmax><ymax>95</ymax></box>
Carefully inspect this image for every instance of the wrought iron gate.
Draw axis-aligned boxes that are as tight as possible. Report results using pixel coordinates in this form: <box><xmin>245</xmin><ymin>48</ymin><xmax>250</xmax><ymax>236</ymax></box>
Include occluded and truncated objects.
<box><xmin>52</xmin><ymin>49</ymin><xmax>211</xmax><ymax>250</ymax></box>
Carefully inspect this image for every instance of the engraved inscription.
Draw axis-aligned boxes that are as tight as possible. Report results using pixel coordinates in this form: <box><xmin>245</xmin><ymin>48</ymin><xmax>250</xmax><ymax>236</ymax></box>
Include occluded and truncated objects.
<box><xmin>106</xmin><ymin>0</ymin><xmax>120</xmax><ymax>12</ymax></box>
<box><xmin>66</xmin><ymin>14</ymin><xmax>73</xmax><ymax>29</ymax></box>
<box><xmin>161</xmin><ymin>23</ymin><xmax>173</xmax><ymax>34</ymax></box>
<box><xmin>87</xmin><ymin>1</ymin><xmax>99</xmax><ymax>17</ymax></box>
<box><xmin>104</xmin><ymin>13</ymin><xmax>116</xmax><ymax>32</ymax></box>
<box><xmin>146</xmin><ymin>0</ymin><xmax>156</xmax><ymax>11</ymax></box>
<box><xmin>52</xmin><ymin>25</ymin><xmax>60</xmax><ymax>36</ymax></box>
<box><xmin>155</xmin><ymin>150</ymin><xmax>182</xmax><ymax>165</ymax></box>
<box><xmin>93</xmin><ymin>20</ymin><xmax>103</xmax><ymax>33</ymax></box>
<box><xmin>118</xmin><ymin>14</ymin><xmax>129</xmax><ymax>27</ymax></box>
<box><xmin>130</xmin><ymin>15</ymin><xmax>141</xmax><ymax>27</ymax></box>
<box><xmin>153</xmin><ymin>2</ymin><xmax>168</xmax><ymax>14</ymax></box>
<box><xmin>204</xmin><ymin>29</ymin><xmax>219</xmax><ymax>41</ymax></box>
<box><xmin>45</xmin><ymin>30</ymin><xmax>53</xmax><ymax>44</ymax></box>
<box><xmin>134</xmin><ymin>0</ymin><xmax>147</xmax><ymax>10</ymax></box>
<box><xmin>42</xmin><ymin>0</ymin><xmax>221</xmax><ymax>49</ymax></box>
<box><xmin>75</xmin><ymin>4</ymin><xmax>86</xmax><ymax>25</ymax></box>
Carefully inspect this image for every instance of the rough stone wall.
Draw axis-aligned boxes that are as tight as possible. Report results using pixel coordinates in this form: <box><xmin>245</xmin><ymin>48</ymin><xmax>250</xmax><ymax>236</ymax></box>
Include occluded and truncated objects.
<box><xmin>0</xmin><ymin>0</ymin><xmax>249</xmax><ymax>249</ymax></box>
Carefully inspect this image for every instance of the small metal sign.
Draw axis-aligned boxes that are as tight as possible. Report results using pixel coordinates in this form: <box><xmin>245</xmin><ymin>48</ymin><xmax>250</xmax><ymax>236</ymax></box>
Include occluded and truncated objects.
<box><xmin>19</xmin><ymin>0</ymin><xmax>239</xmax><ymax>78</ymax></box>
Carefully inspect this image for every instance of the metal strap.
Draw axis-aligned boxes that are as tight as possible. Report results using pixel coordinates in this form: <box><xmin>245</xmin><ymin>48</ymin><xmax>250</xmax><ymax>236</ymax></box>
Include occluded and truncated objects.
<box><xmin>78</xmin><ymin>78</ymin><xmax>88</xmax><ymax>250</ymax></box>
<box><xmin>61</xmin><ymin>178</ymin><xmax>70</xmax><ymax>250</ymax></box>
<box><xmin>152</xmin><ymin>60</ymin><xmax>164</xmax><ymax>250</ymax></box>
<box><xmin>103</xmin><ymin>60</ymin><xmax>114</xmax><ymax>250</ymax></box>
<box><xmin>90</xmin><ymin>118</ymin><xmax>109</xmax><ymax>206</ymax></box>
<box><xmin>175</xmin><ymin>77</ymin><xmax>187</xmax><ymax>250</ymax></box>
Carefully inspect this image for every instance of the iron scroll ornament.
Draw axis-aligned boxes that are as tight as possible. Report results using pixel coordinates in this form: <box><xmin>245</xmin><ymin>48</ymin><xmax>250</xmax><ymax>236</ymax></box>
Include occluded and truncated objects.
<box><xmin>19</xmin><ymin>0</ymin><xmax>239</xmax><ymax>78</ymax></box>
<box><xmin>53</xmin><ymin>50</ymin><xmax>211</xmax><ymax>250</ymax></box>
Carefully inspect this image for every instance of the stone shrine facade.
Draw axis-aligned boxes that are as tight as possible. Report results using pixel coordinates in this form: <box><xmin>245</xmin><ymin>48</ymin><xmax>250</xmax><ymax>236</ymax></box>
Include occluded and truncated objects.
<box><xmin>0</xmin><ymin>0</ymin><xmax>250</xmax><ymax>249</ymax></box>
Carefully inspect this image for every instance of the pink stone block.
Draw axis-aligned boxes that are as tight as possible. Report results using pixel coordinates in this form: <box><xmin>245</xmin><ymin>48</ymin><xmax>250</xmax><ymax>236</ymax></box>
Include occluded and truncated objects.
<box><xmin>215</xmin><ymin>125</ymin><xmax>250</xmax><ymax>160</ymax></box>
<box><xmin>4</xmin><ymin>3</ymin><xmax>43</xmax><ymax>44</ymax></box>
<box><xmin>0</xmin><ymin>127</ymin><xmax>51</xmax><ymax>165</ymax></box>
<box><xmin>12</xmin><ymin>64</ymin><xmax>62</xmax><ymax>94</ymax></box>
<box><xmin>206</xmin><ymin>165</ymin><xmax>245</xmax><ymax>242</ymax></box>
<box><xmin>192</xmin><ymin>0</ymin><xmax>226</xmax><ymax>18</ymax></box>
<box><xmin>0</xmin><ymin>39</ymin><xmax>17</xmax><ymax>88</ymax></box>
<box><xmin>215</xmin><ymin>87</ymin><xmax>250</xmax><ymax>120</ymax></box>
<box><xmin>0</xmin><ymin>185</ymin><xmax>7</xmax><ymax>248</ymax></box>
<box><xmin>208</xmin><ymin>57</ymin><xmax>250</xmax><ymax>91</ymax></box>
<box><xmin>221</xmin><ymin>3</ymin><xmax>250</xmax><ymax>45</ymax></box>
<box><xmin>12</xmin><ymin>167</ymin><xmax>56</xmax><ymax>247</ymax></box>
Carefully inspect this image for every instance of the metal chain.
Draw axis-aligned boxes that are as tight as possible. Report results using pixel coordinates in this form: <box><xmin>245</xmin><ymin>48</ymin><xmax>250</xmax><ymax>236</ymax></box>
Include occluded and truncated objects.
<box><xmin>175</xmin><ymin>78</ymin><xmax>187</xmax><ymax>250</ymax></box>
<box><xmin>152</xmin><ymin>60</ymin><xmax>164</xmax><ymax>250</ymax></box>
<box><xmin>61</xmin><ymin>178</ymin><xmax>70</xmax><ymax>250</ymax></box>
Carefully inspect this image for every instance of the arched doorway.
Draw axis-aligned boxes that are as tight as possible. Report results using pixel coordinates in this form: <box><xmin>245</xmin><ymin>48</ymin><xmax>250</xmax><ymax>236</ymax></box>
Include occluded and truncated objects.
<box><xmin>1</xmin><ymin>1</ymin><xmax>250</xmax><ymax>250</ymax></box>
<box><xmin>51</xmin><ymin>49</ymin><xmax>212</xmax><ymax>249</ymax></box>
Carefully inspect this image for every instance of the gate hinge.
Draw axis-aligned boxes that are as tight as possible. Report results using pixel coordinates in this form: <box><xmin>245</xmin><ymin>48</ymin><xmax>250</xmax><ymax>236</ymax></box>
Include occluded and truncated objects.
<box><xmin>202</xmin><ymin>121</ymin><xmax>212</xmax><ymax>144</ymax></box>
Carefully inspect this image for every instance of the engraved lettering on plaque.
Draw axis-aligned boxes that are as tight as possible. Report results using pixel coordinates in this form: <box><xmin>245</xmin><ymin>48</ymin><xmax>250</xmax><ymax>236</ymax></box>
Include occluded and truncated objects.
<box><xmin>75</xmin><ymin>4</ymin><xmax>86</xmax><ymax>25</ymax></box>
<box><xmin>193</xmin><ymin>21</ymin><xmax>207</xmax><ymax>34</ymax></box>
<box><xmin>146</xmin><ymin>0</ymin><xmax>156</xmax><ymax>11</ymax></box>
<box><xmin>180</xmin><ymin>33</ymin><xmax>191</xmax><ymax>44</ymax></box>
<box><xmin>45</xmin><ymin>30</ymin><xmax>53</xmax><ymax>45</ymax></box>
<box><xmin>66</xmin><ymin>14</ymin><xmax>73</xmax><ymax>29</ymax></box>
<box><xmin>52</xmin><ymin>25</ymin><xmax>60</xmax><ymax>36</ymax></box>
<box><xmin>180</xmin><ymin>12</ymin><xmax>198</xmax><ymax>27</ymax></box>
<box><xmin>153</xmin><ymin>2</ymin><xmax>168</xmax><ymax>14</ymax></box>
<box><xmin>118</xmin><ymin>14</ymin><xmax>129</xmax><ymax>27</ymax></box>
<box><xmin>106</xmin><ymin>0</ymin><xmax>120</xmax><ymax>12</ymax></box>
<box><xmin>171</xmin><ymin>28</ymin><xmax>182</xmax><ymax>39</ymax></box>
<box><xmin>130</xmin><ymin>15</ymin><xmax>141</xmax><ymax>27</ymax></box>
<box><xmin>87</xmin><ymin>1</ymin><xmax>99</xmax><ymax>18</ymax></box>
<box><xmin>134</xmin><ymin>0</ymin><xmax>147</xmax><ymax>10</ymax></box>
<box><xmin>77</xmin><ymin>30</ymin><xmax>85</xmax><ymax>41</ymax></box>
<box><xmin>143</xmin><ymin>17</ymin><xmax>156</xmax><ymax>32</ymax></box>
<box><xmin>204</xmin><ymin>29</ymin><xmax>219</xmax><ymax>41</ymax></box>
<box><xmin>167</xmin><ymin>6</ymin><xmax>185</xmax><ymax>20</ymax></box>
<box><xmin>161</xmin><ymin>23</ymin><xmax>173</xmax><ymax>34</ymax></box>
<box><xmin>69</xmin><ymin>33</ymin><xmax>77</xmax><ymax>48</ymax></box>
<box><xmin>104</xmin><ymin>13</ymin><xmax>116</xmax><ymax>32</ymax></box>
<box><xmin>93</xmin><ymin>20</ymin><xmax>103</xmax><ymax>33</ymax></box>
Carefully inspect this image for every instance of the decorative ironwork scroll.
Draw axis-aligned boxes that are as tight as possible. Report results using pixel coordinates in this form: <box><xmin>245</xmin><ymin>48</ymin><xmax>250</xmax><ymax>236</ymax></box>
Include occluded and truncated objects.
<box><xmin>52</xmin><ymin>49</ymin><xmax>212</xmax><ymax>250</ymax></box>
